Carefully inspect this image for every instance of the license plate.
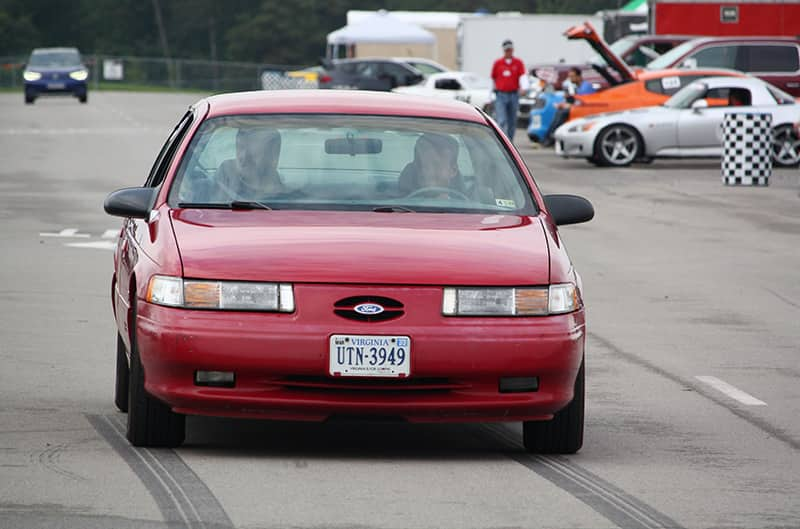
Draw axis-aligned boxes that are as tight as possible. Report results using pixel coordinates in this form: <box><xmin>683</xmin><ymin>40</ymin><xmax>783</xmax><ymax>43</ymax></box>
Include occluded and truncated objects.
<box><xmin>329</xmin><ymin>335</ymin><xmax>411</xmax><ymax>377</ymax></box>
<box><xmin>530</xmin><ymin>115</ymin><xmax>541</xmax><ymax>129</ymax></box>
<box><xmin>47</xmin><ymin>83</ymin><xmax>65</xmax><ymax>89</ymax></box>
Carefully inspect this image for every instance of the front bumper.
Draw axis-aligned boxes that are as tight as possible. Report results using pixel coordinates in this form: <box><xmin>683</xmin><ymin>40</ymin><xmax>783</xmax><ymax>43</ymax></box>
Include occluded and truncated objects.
<box><xmin>25</xmin><ymin>78</ymin><xmax>87</xmax><ymax>97</ymax></box>
<box><xmin>554</xmin><ymin>129</ymin><xmax>596</xmax><ymax>159</ymax></box>
<box><xmin>134</xmin><ymin>284</ymin><xmax>586</xmax><ymax>423</ymax></box>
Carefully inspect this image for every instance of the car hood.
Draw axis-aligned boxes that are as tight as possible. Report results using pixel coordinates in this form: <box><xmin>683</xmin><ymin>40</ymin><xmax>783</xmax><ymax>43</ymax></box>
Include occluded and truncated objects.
<box><xmin>27</xmin><ymin>66</ymin><xmax>84</xmax><ymax>73</ymax></box>
<box><xmin>170</xmin><ymin>209</ymin><xmax>550</xmax><ymax>285</ymax></box>
<box><xmin>576</xmin><ymin>104</ymin><xmax>672</xmax><ymax>124</ymax></box>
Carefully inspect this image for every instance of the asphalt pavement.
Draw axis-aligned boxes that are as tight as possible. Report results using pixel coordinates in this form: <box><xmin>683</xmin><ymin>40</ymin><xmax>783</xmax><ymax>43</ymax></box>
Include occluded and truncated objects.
<box><xmin>0</xmin><ymin>91</ymin><xmax>798</xmax><ymax>529</ymax></box>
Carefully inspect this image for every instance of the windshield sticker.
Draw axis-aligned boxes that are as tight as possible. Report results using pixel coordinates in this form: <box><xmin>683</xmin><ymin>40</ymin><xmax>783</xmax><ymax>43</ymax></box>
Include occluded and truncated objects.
<box><xmin>495</xmin><ymin>199</ymin><xmax>516</xmax><ymax>208</ymax></box>
<box><xmin>661</xmin><ymin>76</ymin><xmax>681</xmax><ymax>90</ymax></box>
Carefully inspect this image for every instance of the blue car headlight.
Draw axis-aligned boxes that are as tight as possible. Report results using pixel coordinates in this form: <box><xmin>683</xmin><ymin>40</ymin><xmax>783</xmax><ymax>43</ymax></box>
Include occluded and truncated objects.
<box><xmin>23</xmin><ymin>71</ymin><xmax>41</xmax><ymax>82</ymax></box>
<box><xmin>69</xmin><ymin>70</ymin><xmax>89</xmax><ymax>81</ymax></box>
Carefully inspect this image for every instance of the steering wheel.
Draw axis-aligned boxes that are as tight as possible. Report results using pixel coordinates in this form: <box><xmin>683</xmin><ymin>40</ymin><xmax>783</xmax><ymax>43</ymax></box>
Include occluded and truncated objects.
<box><xmin>405</xmin><ymin>187</ymin><xmax>470</xmax><ymax>201</ymax></box>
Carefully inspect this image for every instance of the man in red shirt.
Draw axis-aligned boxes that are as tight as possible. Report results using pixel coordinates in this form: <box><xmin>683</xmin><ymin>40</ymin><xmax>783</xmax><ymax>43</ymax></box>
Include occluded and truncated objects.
<box><xmin>491</xmin><ymin>39</ymin><xmax>526</xmax><ymax>142</ymax></box>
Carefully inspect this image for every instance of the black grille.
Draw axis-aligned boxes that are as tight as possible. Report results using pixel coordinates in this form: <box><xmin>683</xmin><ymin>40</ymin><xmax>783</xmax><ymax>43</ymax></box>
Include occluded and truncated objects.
<box><xmin>334</xmin><ymin>296</ymin><xmax>404</xmax><ymax>322</ymax></box>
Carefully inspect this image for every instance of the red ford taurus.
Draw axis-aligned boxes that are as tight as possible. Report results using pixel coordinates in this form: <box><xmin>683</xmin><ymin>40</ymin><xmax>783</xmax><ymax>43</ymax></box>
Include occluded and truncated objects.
<box><xmin>105</xmin><ymin>90</ymin><xmax>594</xmax><ymax>452</ymax></box>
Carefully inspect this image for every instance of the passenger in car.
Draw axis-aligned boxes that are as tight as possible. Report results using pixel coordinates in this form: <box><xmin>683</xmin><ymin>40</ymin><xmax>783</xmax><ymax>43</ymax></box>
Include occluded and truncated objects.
<box><xmin>398</xmin><ymin>133</ymin><xmax>467</xmax><ymax>197</ymax></box>
<box><xmin>216</xmin><ymin>127</ymin><xmax>285</xmax><ymax>200</ymax></box>
<box><xmin>727</xmin><ymin>88</ymin><xmax>751</xmax><ymax>107</ymax></box>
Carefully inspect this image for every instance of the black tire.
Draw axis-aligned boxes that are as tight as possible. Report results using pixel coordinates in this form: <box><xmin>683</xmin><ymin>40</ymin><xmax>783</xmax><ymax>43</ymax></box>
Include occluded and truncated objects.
<box><xmin>523</xmin><ymin>360</ymin><xmax>584</xmax><ymax>454</ymax></box>
<box><xmin>593</xmin><ymin>124</ymin><xmax>641</xmax><ymax>167</ymax></box>
<box><xmin>79</xmin><ymin>94</ymin><xmax>88</xmax><ymax>104</ymax></box>
<box><xmin>771</xmin><ymin>125</ymin><xmax>800</xmax><ymax>167</ymax></box>
<box><xmin>115</xmin><ymin>333</ymin><xmax>129</xmax><ymax>412</ymax></box>
<box><xmin>25</xmin><ymin>95</ymin><xmax>35</xmax><ymax>104</ymax></box>
<box><xmin>127</xmin><ymin>300</ymin><xmax>185</xmax><ymax>447</ymax></box>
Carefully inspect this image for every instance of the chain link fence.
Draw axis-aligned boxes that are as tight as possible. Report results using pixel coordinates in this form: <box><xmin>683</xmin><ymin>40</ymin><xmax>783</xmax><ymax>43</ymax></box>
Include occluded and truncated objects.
<box><xmin>1</xmin><ymin>54</ymin><xmax>314</xmax><ymax>92</ymax></box>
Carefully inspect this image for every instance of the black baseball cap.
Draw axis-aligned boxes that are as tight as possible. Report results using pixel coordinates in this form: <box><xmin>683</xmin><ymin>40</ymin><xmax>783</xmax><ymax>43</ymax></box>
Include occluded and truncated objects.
<box><xmin>502</xmin><ymin>40</ymin><xmax>513</xmax><ymax>50</ymax></box>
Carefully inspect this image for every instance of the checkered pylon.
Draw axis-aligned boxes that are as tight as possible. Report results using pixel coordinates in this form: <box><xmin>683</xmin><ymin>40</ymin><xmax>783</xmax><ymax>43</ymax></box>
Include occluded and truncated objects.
<box><xmin>721</xmin><ymin>113</ymin><xmax>772</xmax><ymax>186</ymax></box>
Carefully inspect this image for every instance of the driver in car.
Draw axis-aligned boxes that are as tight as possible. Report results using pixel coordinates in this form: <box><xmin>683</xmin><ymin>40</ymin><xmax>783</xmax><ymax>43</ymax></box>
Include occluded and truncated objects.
<box><xmin>399</xmin><ymin>133</ymin><xmax>467</xmax><ymax>198</ymax></box>
<box><xmin>216</xmin><ymin>127</ymin><xmax>286</xmax><ymax>200</ymax></box>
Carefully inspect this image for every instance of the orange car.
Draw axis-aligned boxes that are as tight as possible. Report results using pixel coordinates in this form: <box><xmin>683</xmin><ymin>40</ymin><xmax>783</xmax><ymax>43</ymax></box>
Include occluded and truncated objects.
<box><xmin>569</xmin><ymin>68</ymin><xmax>746</xmax><ymax>121</ymax></box>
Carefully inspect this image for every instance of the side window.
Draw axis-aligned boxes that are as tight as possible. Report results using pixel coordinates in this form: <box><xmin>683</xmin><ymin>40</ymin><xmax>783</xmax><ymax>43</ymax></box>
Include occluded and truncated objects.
<box><xmin>743</xmin><ymin>45</ymin><xmax>800</xmax><ymax>72</ymax></box>
<box><xmin>144</xmin><ymin>111</ymin><xmax>194</xmax><ymax>187</ymax></box>
<box><xmin>380</xmin><ymin>63</ymin><xmax>415</xmax><ymax>87</ymax></box>
<box><xmin>653</xmin><ymin>41</ymin><xmax>677</xmax><ymax>55</ymax></box>
<box><xmin>689</xmin><ymin>46</ymin><xmax>738</xmax><ymax>69</ymax></box>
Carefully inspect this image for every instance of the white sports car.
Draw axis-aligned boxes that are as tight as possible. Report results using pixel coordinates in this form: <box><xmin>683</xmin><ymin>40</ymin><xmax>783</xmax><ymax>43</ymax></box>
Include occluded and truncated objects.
<box><xmin>393</xmin><ymin>71</ymin><xmax>495</xmax><ymax>110</ymax></box>
<box><xmin>554</xmin><ymin>76</ymin><xmax>800</xmax><ymax>167</ymax></box>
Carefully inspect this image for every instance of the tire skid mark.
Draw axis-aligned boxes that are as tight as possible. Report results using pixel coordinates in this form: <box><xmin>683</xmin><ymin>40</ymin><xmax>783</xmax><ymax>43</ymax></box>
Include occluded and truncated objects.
<box><xmin>86</xmin><ymin>414</ymin><xmax>233</xmax><ymax>529</ymax></box>
<box><xmin>589</xmin><ymin>331</ymin><xmax>800</xmax><ymax>452</ymax></box>
<box><xmin>481</xmin><ymin>424</ymin><xmax>686</xmax><ymax>529</ymax></box>
<box><xmin>33</xmin><ymin>442</ymin><xmax>88</xmax><ymax>482</ymax></box>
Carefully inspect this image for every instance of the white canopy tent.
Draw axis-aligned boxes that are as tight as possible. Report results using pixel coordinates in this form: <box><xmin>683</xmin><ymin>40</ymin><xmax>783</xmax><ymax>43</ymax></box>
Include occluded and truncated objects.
<box><xmin>326</xmin><ymin>10</ymin><xmax>436</xmax><ymax>58</ymax></box>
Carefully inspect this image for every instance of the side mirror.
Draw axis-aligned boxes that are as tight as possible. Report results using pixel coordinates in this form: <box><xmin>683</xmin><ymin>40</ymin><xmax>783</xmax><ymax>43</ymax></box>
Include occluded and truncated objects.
<box><xmin>104</xmin><ymin>187</ymin><xmax>157</xmax><ymax>218</ymax></box>
<box><xmin>691</xmin><ymin>98</ymin><xmax>708</xmax><ymax>113</ymax></box>
<box><xmin>543</xmin><ymin>194</ymin><xmax>594</xmax><ymax>226</ymax></box>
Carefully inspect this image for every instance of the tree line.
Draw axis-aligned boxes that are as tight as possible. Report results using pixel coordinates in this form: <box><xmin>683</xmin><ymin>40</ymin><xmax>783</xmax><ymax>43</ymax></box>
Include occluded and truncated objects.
<box><xmin>0</xmin><ymin>0</ymin><xmax>621</xmax><ymax>65</ymax></box>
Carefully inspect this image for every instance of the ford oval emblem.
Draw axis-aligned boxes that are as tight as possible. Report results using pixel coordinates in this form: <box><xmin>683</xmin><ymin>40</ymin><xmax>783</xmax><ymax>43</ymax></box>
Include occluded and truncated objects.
<box><xmin>354</xmin><ymin>303</ymin><xmax>385</xmax><ymax>315</ymax></box>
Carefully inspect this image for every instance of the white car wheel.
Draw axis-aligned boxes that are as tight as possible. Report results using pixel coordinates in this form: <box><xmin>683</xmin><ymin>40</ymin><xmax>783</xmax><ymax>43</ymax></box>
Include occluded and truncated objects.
<box><xmin>595</xmin><ymin>125</ymin><xmax>640</xmax><ymax>167</ymax></box>
<box><xmin>771</xmin><ymin>125</ymin><xmax>800</xmax><ymax>167</ymax></box>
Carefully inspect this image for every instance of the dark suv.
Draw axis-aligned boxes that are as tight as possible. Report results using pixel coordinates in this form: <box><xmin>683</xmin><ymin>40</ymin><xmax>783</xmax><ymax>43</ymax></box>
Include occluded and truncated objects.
<box><xmin>646</xmin><ymin>37</ymin><xmax>800</xmax><ymax>96</ymax></box>
<box><xmin>23</xmin><ymin>47</ymin><xmax>88</xmax><ymax>104</ymax></box>
<box><xmin>319</xmin><ymin>58</ymin><xmax>424</xmax><ymax>91</ymax></box>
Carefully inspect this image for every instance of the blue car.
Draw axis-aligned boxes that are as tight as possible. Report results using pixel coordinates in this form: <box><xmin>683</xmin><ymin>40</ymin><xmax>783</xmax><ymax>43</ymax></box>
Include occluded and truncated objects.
<box><xmin>527</xmin><ymin>91</ymin><xmax>564</xmax><ymax>143</ymax></box>
<box><xmin>23</xmin><ymin>47</ymin><xmax>89</xmax><ymax>104</ymax></box>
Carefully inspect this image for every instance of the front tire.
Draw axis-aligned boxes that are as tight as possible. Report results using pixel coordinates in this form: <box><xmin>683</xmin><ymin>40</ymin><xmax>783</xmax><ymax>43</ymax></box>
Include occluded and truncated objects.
<box><xmin>115</xmin><ymin>333</ymin><xmax>129</xmax><ymax>412</ymax></box>
<box><xmin>127</xmin><ymin>301</ymin><xmax>185</xmax><ymax>447</ymax></box>
<box><xmin>771</xmin><ymin>125</ymin><xmax>800</xmax><ymax>167</ymax></box>
<box><xmin>594</xmin><ymin>124</ymin><xmax>641</xmax><ymax>167</ymax></box>
<box><xmin>523</xmin><ymin>360</ymin><xmax>584</xmax><ymax>454</ymax></box>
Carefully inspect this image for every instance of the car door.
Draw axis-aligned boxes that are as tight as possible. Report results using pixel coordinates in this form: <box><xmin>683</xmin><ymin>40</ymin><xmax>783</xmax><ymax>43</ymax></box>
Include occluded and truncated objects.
<box><xmin>677</xmin><ymin>86</ymin><xmax>745</xmax><ymax>152</ymax></box>
<box><xmin>115</xmin><ymin>110</ymin><xmax>194</xmax><ymax>344</ymax></box>
<box><xmin>739</xmin><ymin>44</ymin><xmax>800</xmax><ymax>96</ymax></box>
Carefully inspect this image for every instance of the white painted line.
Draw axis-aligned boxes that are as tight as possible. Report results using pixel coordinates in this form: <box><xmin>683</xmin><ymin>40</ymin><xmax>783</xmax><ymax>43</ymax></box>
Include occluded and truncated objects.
<box><xmin>102</xmin><ymin>229</ymin><xmax>120</xmax><ymax>239</ymax></box>
<box><xmin>695</xmin><ymin>376</ymin><xmax>767</xmax><ymax>406</ymax></box>
<box><xmin>40</xmin><ymin>228</ymin><xmax>91</xmax><ymax>238</ymax></box>
<box><xmin>66</xmin><ymin>241</ymin><xmax>117</xmax><ymax>251</ymax></box>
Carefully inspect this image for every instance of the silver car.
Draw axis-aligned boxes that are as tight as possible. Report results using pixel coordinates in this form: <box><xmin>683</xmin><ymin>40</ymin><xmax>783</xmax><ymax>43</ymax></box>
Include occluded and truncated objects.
<box><xmin>554</xmin><ymin>76</ymin><xmax>800</xmax><ymax>167</ymax></box>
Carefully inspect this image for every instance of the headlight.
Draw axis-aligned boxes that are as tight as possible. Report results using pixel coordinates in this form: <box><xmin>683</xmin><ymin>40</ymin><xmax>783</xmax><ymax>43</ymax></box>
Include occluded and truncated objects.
<box><xmin>69</xmin><ymin>70</ymin><xmax>89</xmax><ymax>81</ymax></box>
<box><xmin>146</xmin><ymin>275</ymin><xmax>295</xmax><ymax>312</ymax></box>
<box><xmin>442</xmin><ymin>284</ymin><xmax>580</xmax><ymax>316</ymax></box>
<box><xmin>23</xmin><ymin>71</ymin><xmax>41</xmax><ymax>81</ymax></box>
<box><xmin>581</xmin><ymin>121</ymin><xmax>597</xmax><ymax>132</ymax></box>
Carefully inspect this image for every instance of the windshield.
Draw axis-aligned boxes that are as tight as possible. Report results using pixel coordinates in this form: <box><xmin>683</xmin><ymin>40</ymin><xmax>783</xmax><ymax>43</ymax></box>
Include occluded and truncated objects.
<box><xmin>170</xmin><ymin>114</ymin><xmax>537</xmax><ymax>215</ymax></box>
<box><xmin>646</xmin><ymin>40</ymin><xmax>697</xmax><ymax>69</ymax></box>
<box><xmin>588</xmin><ymin>35</ymin><xmax>637</xmax><ymax>65</ymax></box>
<box><xmin>663</xmin><ymin>81</ymin><xmax>708</xmax><ymax>108</ymax></box>
<box><xmin>407</xmin><ymin>61</ymin><xmax>445</xmax><ymax>75</ymax></box>
<box><xmin>28</xmin><ymin>49</ymin><xmax>82</xmax><ymax>68</ymax></box>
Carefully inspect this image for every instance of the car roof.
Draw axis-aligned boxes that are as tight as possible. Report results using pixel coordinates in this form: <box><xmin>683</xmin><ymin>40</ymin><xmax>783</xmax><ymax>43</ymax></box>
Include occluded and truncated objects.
<box><xmin>684</xmin><ymin>36</ymin><xmax>800</xmax><ymax>46</ymax></box>
<box><xmin>31</xmin><ymin>47</ymin><xmax>80</xmax><ymax>54</ymax></box>
<box><xmin>696</xmin><ymin>76</ymin><xmax>767</xmax><ymax>88</ymax></box>
<box><xmin>204</xmin><ymin>90</ymin><xmax>487</xmax><ymax>123</ymax></box>
<box><xmin>636</xmin><ymin>67</ymin><xmax>746</xmax><ymax>80</ymax></box>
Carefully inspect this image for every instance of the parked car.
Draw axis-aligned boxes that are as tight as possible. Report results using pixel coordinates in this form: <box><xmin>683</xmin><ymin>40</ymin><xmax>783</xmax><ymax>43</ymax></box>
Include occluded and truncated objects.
<box><xmin>528</xmin><ymin>23</ymin><xmax>692</xmax><ymax>142</ymax></box>
<box><xmin>103</xmin><ymin>90</ymin><xmax>594</xmax><ymax>452</ymax></box>
<box><xmin>554</xmin><ymin>76</ymin><xmax>800</xmax><ymax>167</ymax></box>
<box><xmin>23</xmin><ymin>47</ymin><xmax>88</xmax><ymax>104</ymax></box>
<box><xmin>528</xmin><ymin>68</ymin><xmax>746</xmax><ymax>142</ymax></box>
<box><xmin>393</xmin><ymin>71</ymin><xmax>494</xmax><ymax>111</ymax></box>
<box><xmin>531</xmin><ymin>32</ymin><xmax>693</xmax><ymax>91</ymax></box>
<box><xmin>318</xmin><ymin>58</ymin><xmax>425</xmax><ymax>91</ymax></box>
<box><xmin>646</xmin><ymin>37</ymin><xmax>800</xmax><ymax>96</ymax></box>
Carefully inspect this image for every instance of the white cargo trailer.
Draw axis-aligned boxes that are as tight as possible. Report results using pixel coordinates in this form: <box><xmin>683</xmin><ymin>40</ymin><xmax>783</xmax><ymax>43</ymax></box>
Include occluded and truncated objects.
<box><xmin>458</xmin><ymin>14</ymin><xmax>605</xmax><ymax>76</ymax></box>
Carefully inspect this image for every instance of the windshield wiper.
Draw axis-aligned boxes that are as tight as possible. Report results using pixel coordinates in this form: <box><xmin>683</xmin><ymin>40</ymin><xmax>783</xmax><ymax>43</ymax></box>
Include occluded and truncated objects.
<box><xmin>230</xmin><ymin>200</ymin><xmax>273</xmax><ymax>211</ymax></box>
<box><xmin>178</xmin><ymin>202</ymin><xmax>233</xmax><ymax>209</ymax></box>
<box><xmin>373</xmin><ymin>205</ymin><xmax>415</xmax><ymax>213</ymax></box>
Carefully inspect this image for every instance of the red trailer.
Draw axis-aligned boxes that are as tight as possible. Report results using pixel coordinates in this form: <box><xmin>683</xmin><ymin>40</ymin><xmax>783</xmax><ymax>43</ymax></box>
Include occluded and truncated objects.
<box><xmin>651</xmin><ymin>0</ymin><xmax>800</xmax><ymax>36</ymax></box>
